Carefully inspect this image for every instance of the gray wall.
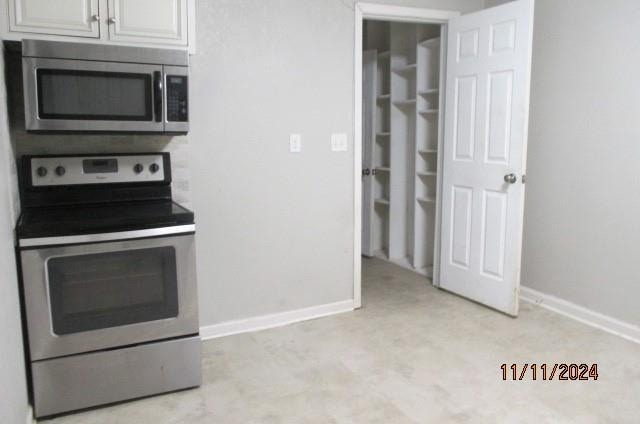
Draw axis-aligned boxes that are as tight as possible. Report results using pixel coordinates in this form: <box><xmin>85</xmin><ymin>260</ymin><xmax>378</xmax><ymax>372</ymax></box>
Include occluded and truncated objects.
<box><xmin>190</xmin><ymin>0</ymin><xmax>486</xmax><ymax>326</ymax></box>
<box><xmin>190</xmin><ymin>0</ymin><xmax>640</xmax><ymax>329</ymax></box>
<box><xmin>0</xmin><ymin>44</ymin><xmax>29</xmax><ymax>424</ymax></box>
<box><xmin>521</xmin><ymin>0</ymin><xmax>640</xmax><ymax>326</ymax></box>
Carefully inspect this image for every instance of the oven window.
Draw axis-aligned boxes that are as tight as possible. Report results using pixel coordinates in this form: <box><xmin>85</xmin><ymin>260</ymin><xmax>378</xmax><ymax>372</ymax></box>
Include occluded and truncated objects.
<box><xmin>47</xmin><ymin>247</ymin><xmax>178</xmax><ymax>335</ymax></box>
<box><xmin>36</xmin><ymin>69</ymin><xmax>152</xmax><ymax>121</ymax></box>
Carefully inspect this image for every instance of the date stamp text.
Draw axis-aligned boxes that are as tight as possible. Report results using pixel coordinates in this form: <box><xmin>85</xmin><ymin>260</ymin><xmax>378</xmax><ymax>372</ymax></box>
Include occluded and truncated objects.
<box><xmin>501</xmin><ymin>363</ymin><xmax>598</xmax><ymax>381</ymax></box>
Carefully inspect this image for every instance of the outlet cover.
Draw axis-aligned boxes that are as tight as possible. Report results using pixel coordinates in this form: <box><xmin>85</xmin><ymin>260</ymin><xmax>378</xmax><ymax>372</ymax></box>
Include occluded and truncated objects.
<box><xmin>290</xmin><ymin>134</ymin><xmax>301</xmax><ymax>153</ymax></box>
<box><xmin>331</xmin><ymin>133</ymin><xmax>348</xmax><ymax>152</ymax></box>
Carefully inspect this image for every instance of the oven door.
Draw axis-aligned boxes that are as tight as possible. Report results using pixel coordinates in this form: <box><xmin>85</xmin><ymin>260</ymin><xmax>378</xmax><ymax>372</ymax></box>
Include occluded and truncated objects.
<box><xmin>23</xmin><ymin>57</ymin><xmax>164</xmax><ymax>132</ymax></box>
<box><xmin>20</xmin><ymin>232</ymin><xmax>198</xmax><ymax>361</ymax></box>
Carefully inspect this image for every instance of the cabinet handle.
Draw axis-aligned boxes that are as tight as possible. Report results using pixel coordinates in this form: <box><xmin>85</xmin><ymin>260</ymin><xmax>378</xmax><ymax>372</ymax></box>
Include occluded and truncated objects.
<box><xmin>91</xmin><ymin>14</ymin><xmax>100</xmax><ymax>22</ymax></box>
<box><xmin>108</xmin><ymin>17</ymin><xmax>117</xmax><ymax>24</ymax></box>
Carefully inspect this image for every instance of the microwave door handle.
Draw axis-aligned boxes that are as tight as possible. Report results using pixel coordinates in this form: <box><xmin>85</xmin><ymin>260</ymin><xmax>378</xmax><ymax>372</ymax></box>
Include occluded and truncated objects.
<box><xmin>154</xmin><ymin>71</ymin><xmax>163</xmax><ymax>123</ymax></box>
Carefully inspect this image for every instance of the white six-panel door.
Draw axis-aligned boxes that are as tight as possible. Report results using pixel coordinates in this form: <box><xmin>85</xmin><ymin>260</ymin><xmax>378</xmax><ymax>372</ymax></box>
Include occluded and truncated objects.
<box><xmin>439</xmin><ymin>0</ymin><xmax>534</xmax><ymax>315</ymax></box>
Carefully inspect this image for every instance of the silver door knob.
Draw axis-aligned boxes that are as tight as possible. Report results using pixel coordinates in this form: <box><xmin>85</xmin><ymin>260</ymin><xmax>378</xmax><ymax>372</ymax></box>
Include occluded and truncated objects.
<box><xmin>108</xmin><ymin>17</ymin><xmax>117</xmax><ymax>24</ymax></box>
<box><xmin>504</xmin><ymin>173</ymin><xmax>517</xmax><ymax>184</ymax></box>
<box><xmin>91</xmin><ymin>14</ymin><xmax>100</xmax><ymax>22</ymax></box>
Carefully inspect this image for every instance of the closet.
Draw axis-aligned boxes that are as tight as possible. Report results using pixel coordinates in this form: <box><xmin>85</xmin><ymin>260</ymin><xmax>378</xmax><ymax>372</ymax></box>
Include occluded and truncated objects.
<box><xmin>358</xmin><ymin>1</ymin><xmax>534</xmax><ymax>316</ymax></box>
<box><xmin>361</xmin><ymin>21</ymin><xmax>444</xmax><ymax>279</ymax></box>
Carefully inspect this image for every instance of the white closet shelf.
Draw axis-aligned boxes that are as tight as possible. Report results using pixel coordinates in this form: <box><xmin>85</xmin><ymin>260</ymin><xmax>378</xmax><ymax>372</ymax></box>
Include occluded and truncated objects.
<box><xmin>375</xmin><ymin>167</ymin><xmax>391</xmax><ymax>172</ymax></box>
<box><xmin>393</xmin><ymin>99</ymin><xmax>416</xmax><ymax>107</ymax></box>
<box><xmin>417</xmin><ymin>196</ymin><xmax>436</xmax><ymax>204</ymax></box>
<box><xmin>417</xmin><ymin>171</ymin><xmax>437</xmax><ymax>177</ymax></box>
<box><xmin>418</xmin><ymin>149</ymin><xmax>437</xmax><ymax>155</ymax></box>
<box><xmin>418</xmin><ymin>89</ymin><xmax>439</xmax><ymax>96</ymax></box>
<box><xmin>419</xmin><ymin>109</ymin><xmax>439</xmax><ymax>115</ymax></box>
<box><xmin>419</xmin><ymin>37</ymin><xmax>440</xmax><ymax>47</ymax></box>
<box><xmin>377</xmin><ymin>50</ymin><xmax>391</xmax><ymax>59</ymax></box>
<box><xmin>376</xmin><ymin>132</ymin><xmax>391</xmax><ymax>137</ymax></box>
<box><xmin>377</xmin><ymin>94</ymin><xmax>391</xmax><ymax>101</ymax></box>
<box><xmin>392</xmin><ymin>63</ymin><xmax>417</xmax><ymax>74</ymax></box>
<box><xmin>374</xmin><ymin>198</ymin><xmax>390</xmax><ymax>206</ymax></box>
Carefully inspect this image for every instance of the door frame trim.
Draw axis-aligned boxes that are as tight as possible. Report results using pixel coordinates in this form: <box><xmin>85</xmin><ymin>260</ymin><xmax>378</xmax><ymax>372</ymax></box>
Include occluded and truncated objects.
<box><xmin>353</xmin><ymin>3</ymin><xmax>459</xmax><ymax>308</ymax></box>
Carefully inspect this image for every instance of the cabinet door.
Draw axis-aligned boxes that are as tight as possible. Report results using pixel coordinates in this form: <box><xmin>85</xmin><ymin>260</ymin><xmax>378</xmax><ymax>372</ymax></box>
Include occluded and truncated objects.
<box><xmin>9</xmin><ymin>0</ymin><xmax>100</xmax><ymax>38</ymax></box>
<box><xmin>108</xmin><ymin>0</ymin><xmax>188</xmax><ymax>45</ymax></box>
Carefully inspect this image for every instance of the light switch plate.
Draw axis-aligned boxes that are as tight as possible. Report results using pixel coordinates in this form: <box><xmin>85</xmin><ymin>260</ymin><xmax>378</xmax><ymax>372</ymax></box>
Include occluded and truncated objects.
<box><xmin>290</xmin><ymin>134</ymin><xmax>301</xmax><ymax>153</ymax></box>
<box><xmin>331</xmin><ymin>133</ymin><xmax>348</xmax><ymax>152</ymax></box>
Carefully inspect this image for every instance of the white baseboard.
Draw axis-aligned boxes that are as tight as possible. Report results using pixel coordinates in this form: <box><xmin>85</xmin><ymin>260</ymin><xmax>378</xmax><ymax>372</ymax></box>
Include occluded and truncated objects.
<box><xmin>520</xmin><ymin>286</ymin><xmax>640</xmax><ymax>345</ymax></box>
<box><xmin>200</xmin><ymin>299</ymin><xmax>355</xmax><ymax>340</ymax></box>
<box><xmin>27</xmin><ymin>406</ymin><xmax>35</xmax><ymax>424</ymax></box>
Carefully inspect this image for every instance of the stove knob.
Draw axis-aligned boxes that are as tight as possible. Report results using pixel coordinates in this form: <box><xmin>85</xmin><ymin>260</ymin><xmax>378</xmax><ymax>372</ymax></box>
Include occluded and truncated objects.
<box><xmin>149</xmin><ymin>163</ymin><xmax>160</xmax><ymax>173</ymax></box>
<box><xmin>55</xmin><ymin>166</ymin><xmax>66</xmax><ymax>176</ymax></box>
<box><xmin>36</xmin><ymin>166</ymin><xmax>47</xmax><ymax>177</ymax></box>
<box><xmin>133</xmin><ymin>163</ymin><xmax>144</xmax><ymax>174</ymax></box>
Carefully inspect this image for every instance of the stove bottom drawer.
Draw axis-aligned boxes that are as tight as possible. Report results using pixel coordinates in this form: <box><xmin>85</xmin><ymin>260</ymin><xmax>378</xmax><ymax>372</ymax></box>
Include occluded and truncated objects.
<box><xmin>32</xmin><ymin>336</ymin><xmax>202</xmax><ymax>418</ymax></box>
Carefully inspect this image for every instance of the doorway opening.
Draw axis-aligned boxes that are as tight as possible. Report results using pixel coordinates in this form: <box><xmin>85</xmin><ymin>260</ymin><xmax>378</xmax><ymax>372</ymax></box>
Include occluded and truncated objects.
<box><xmin>361</xmin><ymin>18</ymin><xmax>445</xmax><ymax>303</ymax></box>
<box><xmin>353</xmin><ymin>4</ymin><xmax>457</xmax><ymax>309</ymax></box>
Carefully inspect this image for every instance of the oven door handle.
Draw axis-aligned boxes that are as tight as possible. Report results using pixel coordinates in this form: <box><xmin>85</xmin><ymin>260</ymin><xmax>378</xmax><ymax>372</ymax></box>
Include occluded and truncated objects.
<box><xmin>154</xmin><ymin>71</ymin><xmax>163</xmax><ymax>123</ymax></box>
<box><xmin>19</xmin><ymin>224</ymin><xmax>195</xmax><ymax>248</ymax></box>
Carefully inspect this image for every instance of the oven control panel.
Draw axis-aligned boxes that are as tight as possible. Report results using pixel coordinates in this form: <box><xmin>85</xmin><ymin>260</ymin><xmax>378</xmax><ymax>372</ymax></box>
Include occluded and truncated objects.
<box><xmin>30</xmin><ymin>154</ymin><xmax>167</xmax><ymax>186</ymax></box>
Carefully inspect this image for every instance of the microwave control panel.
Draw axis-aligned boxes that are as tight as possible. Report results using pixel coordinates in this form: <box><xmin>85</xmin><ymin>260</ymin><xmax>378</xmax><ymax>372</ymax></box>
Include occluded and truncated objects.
<box><xmin>166</xmin><ymin>75</ymin><xmax>188</xmax><ymax>122</ymax></box>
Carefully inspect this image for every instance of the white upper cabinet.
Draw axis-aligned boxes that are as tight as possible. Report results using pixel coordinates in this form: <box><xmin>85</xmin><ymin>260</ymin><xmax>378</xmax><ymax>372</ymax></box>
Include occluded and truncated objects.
<box><xmin>3</xmin><ymin>0</ymin><xmax>193</xmax><ymax>50</ymax></box>
<box><xmin>108</xmin><ymin>0</ymin><xmax>187</xmax><ymax>46</ymax></box>
<box><xmin>9</xmin><ymin>0</ymin><xmax>100</xmax><ymax>38</ymax></box>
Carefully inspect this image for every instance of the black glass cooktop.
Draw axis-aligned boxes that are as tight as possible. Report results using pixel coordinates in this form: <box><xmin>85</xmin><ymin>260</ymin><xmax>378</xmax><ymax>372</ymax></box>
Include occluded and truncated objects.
<box><xmin>17</xmin><ymin>200</ymin><xmax>194</xmax><ymax>239</ymax></box>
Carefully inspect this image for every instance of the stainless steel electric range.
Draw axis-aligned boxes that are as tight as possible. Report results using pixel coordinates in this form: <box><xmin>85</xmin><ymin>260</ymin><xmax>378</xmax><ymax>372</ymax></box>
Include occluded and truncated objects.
<box><xmin>16</xmin><ymin>153</ymin><xmax>201</xmax><ymax>418</ymax></box>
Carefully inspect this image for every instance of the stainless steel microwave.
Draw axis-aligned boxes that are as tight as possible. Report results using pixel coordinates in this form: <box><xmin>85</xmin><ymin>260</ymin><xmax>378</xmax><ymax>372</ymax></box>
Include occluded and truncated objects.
<box><xmin>21</xmin><ymin>39</ymin><xmax>189</xmax><ymax>134</ymax></box>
